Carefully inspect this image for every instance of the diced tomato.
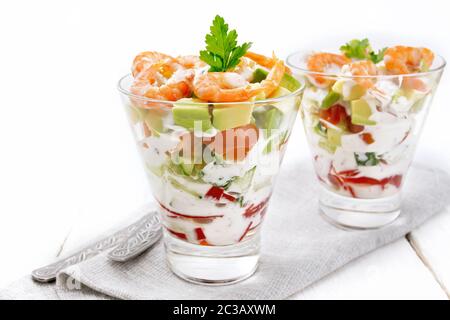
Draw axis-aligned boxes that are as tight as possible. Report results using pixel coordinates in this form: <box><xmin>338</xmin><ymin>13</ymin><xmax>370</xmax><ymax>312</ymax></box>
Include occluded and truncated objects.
<box><xmin>205</xmin><ymin>186</ymin><xmax>224</xmax><ymax>200</ymax></box>
<box><xmin>319</xmin><ymin>104</ymin><xmax>347</xmax><ymax>126</ymax></box>
<box><xmin>166</xmin><ymin>227</ymin><xmax>188</xmax><ymax>240</ymax></box>
<box><xmin>346</xmin><ymin>116</ymin><xmax>364</xmax><ymax>133</ymax></box>
<box><xmin>239</xmin><ymin>222</ymin><xmax>253</xmax><ymax>242</ymax></box>
<box><xmin>360</xmin><ymin>132</ymin><xmax>375</xmax><ymax>144</ymax></box>
<box><xmin>194</xmin><ymin>227</ymin><xmax>206</xmax><ymax>241</ymax></box>
<box><xmin>206</xmin><ymin>124</ymin><xmax>259</xmax><ymax>161</ymax></box>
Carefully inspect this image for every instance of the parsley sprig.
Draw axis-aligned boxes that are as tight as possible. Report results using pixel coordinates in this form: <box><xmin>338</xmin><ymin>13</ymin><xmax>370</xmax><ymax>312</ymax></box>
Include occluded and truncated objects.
<box><xmin>354</xmin><ymin>152</ymin><xmax>381</xmax><ymax>166</ymax></box>
<box><xmin>200</xmin><ymin>15</ymin><xmax>252</xmax><ymax>72</ymax></box>
<box><xmin>340</xmin><ymin>38</ymin><xmax>386</xmax><ymax>64</ymax></box>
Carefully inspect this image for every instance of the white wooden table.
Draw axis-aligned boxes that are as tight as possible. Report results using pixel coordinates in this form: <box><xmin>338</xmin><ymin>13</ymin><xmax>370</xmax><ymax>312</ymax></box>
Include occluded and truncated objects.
<box><xmin>1</xmin><ymin>121</ymin><xmax>449</xmax><ymax>299</ymax></box>
<box><xmin>1</xmin><ymin>0</ymin><xmax>449</xmax><ymax>300</ymax></box>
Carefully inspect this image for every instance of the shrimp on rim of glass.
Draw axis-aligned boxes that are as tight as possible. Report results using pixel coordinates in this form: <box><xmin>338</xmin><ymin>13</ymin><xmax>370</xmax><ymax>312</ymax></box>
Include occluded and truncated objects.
<box><xmin>193</xmin><ymin>55</ymin><xmax>286</xmax><ymax>102</ymax></box>
<box><xmin>306</xmin><ymin>52</ymin><xmax>351</xmax><ymax>87</ymax></box>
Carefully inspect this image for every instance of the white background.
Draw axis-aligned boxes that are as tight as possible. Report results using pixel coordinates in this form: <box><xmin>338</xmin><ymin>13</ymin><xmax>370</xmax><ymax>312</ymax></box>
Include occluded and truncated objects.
<box><xmin>0</xmin><ymin>0</ymin><xmax>449</xmax><ymax>298</ymax></box>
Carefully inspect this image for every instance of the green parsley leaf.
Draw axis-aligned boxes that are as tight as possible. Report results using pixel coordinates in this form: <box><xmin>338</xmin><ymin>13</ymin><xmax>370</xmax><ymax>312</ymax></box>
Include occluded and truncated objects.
<box><xmin>340</xmin><ymin>38</ymin><xmax>371</xmax><ymax>60</ymax></box>
<box><xmin>369</xmin><ymin>47</ymin><xmax>387</xmax><ymax>64</ymax></box>
<box><xmin>354</xmin><ymin>152</ymin><xmax>381</xmax><ymax>166</ymax></box>
<box><xmin>340</xmin><ymin>38</ymin><xmax>387</xmax><ymax>64</ymax></box>
<box><xmin>200</xmin><ymin>15</ymin><xmax>252</xmax><ymax>72</ymax></box>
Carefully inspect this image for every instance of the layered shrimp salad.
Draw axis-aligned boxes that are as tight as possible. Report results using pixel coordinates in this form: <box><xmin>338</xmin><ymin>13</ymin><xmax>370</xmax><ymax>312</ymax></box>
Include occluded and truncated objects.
<box><xmin>124</xmin><ymin>16</ymin><xmax>301</xmax><ymax>246</ymax></box>
<box><xmin>294</xmin><ymin>39</ymin><xmax>440</xmax><ymax>199</ymax></box>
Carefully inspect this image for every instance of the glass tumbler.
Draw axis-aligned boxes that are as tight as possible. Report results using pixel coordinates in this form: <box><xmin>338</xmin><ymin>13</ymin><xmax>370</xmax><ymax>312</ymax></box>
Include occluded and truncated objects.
<box><xmin>287</xmin><ymin>51</ymin><xmax>445</xmax><ymax>229</ymax></box>
<box><xmin>118</xmin><ymin>74</ymin><xmax>302</xmax><ymax>284</ymax></box>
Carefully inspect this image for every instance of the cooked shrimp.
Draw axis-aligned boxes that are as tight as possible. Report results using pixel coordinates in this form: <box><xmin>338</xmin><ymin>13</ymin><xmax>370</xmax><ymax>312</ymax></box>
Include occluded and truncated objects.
<box><xmin>132</xmin><ymin>51</ymin><xmax>178</xmax><ymax>77</ymax></box>
<box><xmin>258</xmin><ymin>58</ymin><xmax>286</xmax><ymax>96</ymax></box>
<box><xmin>307</xmin><ymin>53</ymin><xmax>351</xmax><ymax>86</ymax></box>
<box><xmin>131</xmin><ymin>66</ymin><xmax>194</xmax><ymax>101</ymax></box>
<box><xmin>193</xmin><ymin>56</ymin><xmax>286</xmax><ymax>102</ymax></box>
<box><xmin>347</xmin><ymin>60</ymin><xmax>378</xmax><ymax>88</ymax></box>
<box><xmin>233</xmin><ymin>57</ymin><xmax>259</xmax><ymax>81</ymax></box>
<box><xmin>176</xmin><ymin>55</ymin><xmax>206</xmax><ymax>69</ymax></box>
<box><xmin>245</xmin><ymin>51</ymin><xmax>292</xmax><ymax>74</ymax></box>
<box><xmin>384</xmin><ymin>46</ymin><xmax>434</xmax><ymax>74</ymax></box>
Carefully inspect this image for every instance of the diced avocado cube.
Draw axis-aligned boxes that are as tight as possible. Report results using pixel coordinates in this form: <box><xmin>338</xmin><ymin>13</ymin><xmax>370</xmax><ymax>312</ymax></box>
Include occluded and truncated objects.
<box><xmin>173</xmin><ymin>99</ymin><xmax>212</xmax><ymax>132</ymax></box>
<box><xmin>251</xmin><ymin>68</ymin><xmax>301</xmax><ymax>92</ymax></box>
<box><xmin>252</xmin><ymin>68</ymin><xmax>268</xmax><ymax>83</ymax></box>
<box><xmin>212</xmin><ymin>104</ymin><xmax>253</xmax><ymax>130</ymax></box>
<box><xmin>253</xmin><ymin>105</ymin><xmax>283</xmax><ymax>137</ymax></box>
<box><xmin>318</xmin><ymin>139</ymin><xmax>337</xmax><ymax>154</ymax></box>
<box><xmin>280</xmin><ymin>73</ymin><xmax>302</xmax><ymax>92</ymax></box>
<box><xmin>321</xmin><ymin>91</ymin><xmax>341</xmax><ymax>109</ymax></box>
<box><xmin>327</xmin><ymin>128</ymin><xmax>342</xmax><ymax>147</ymax></box>
<box><xmin>269</xmin><ymin>87</ymin><xmax>297</xmax><ymax>113</ymax></box>
<box><xmin>332</xmin><ymin>80</ymin><xmax>366</xmax><ymax>101</ymax></box>
<box><xmin>351</xmin><ymin>99</ymin><xmax>376</xmax><ymax>126</ymax></box>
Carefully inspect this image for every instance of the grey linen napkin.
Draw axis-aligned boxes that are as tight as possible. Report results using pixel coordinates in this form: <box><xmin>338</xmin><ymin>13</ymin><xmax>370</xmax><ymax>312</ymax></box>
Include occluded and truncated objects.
<box><xmin>1</xmin><ymin>163</ymin><xmax>449</xmax><ymax>300</ymax></box>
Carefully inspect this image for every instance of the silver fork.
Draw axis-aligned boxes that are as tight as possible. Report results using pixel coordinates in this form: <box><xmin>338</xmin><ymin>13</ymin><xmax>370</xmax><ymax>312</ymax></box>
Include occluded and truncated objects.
<box><xmin>31</xmin><ymin>211</ymin><xmax>161</xmax><ymax>283</ymax></box>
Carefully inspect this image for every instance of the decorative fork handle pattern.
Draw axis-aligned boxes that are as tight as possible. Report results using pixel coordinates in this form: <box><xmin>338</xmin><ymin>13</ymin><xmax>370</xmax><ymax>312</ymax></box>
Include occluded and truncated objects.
<box><xmin>31</xmin><ymin>212</ymin><xmax>156</xmax><ymax>283</ymax></box>
<box><xmin>108</xmin><ymin>214</ymin><xmax>162</xmax><ymax>262</ymax></box>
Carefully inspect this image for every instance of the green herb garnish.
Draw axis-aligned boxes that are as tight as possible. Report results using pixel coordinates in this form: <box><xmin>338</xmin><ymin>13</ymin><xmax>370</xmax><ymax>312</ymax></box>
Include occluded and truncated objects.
<box><xmin>354</xmin><ymin>152</ymin><xmax>381</xmax><ymax>166</ymax></box>
<box><xmin>200</xmin><ymin>15</ymin><xmax>252</xmax><ymax>72</ymax></box>
<box><xmin>369</xmin><ymin>47</ymin><xmax>387</xmax><ymax>64</ymax></box>
<box><xmin>340</xmin><ymin>38</ymin><xmax>387</xmax><ymax>64</ymax></box>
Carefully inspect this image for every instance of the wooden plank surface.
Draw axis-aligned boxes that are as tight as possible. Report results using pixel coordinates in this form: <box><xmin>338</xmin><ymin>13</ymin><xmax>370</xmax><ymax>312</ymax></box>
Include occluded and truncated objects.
<box><xmin>291</xmin><ymin>238</ymin><xmax>448</xmax><ymax>300</ymax></box>
<box><xmin>408</xmin><ymin>208</ymin><xmax>450</xmax><ymax>299</ymax></box>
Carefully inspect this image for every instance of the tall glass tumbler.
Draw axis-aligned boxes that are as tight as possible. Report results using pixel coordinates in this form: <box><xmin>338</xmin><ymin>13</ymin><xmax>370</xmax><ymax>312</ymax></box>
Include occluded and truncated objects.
<box><xmin>287</xmin><ymin>51</ymin><xmax>445</xmax><ymax>229</ymax></box>
<box><xmin>118</xmin><ymin>74</ymin><xmax>303</xmax><ymax>284</ymax></box>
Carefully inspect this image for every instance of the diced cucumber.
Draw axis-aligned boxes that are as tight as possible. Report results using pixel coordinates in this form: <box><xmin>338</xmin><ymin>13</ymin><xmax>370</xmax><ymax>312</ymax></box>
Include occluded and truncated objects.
<box><xmin>167</xmin><ymin>176</ymin><xmax>203</xmax><ymax>199</ymax></box>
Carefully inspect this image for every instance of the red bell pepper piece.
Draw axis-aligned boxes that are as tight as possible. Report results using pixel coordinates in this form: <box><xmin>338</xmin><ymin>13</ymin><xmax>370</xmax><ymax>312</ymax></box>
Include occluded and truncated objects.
<box><xmin>239</xmin><ymin>222</ymin><xmax>253</xmax><ymax>242</ymax></box>
<box><xmin>222</xmin><ymin>192</ymin><xmax>237</xmax><ymax>202</ymax></box>
<box><xmin>194</xmin><ymin>227</ymin><xmax>206</xmax><ymax>241</ymax></box>
<box><xmin>243</xmin><ymin>197</ymin><xmax>270</xmax><ymax>218</ymax></box>
<box><xmin>166</xmin><ymin>227</ymin><xmax>188</xmax><ymax>240</ymax></box>
<box><xmin>205</xmin><ymin>186</ymin><xmax>224</xmax><ymax>200</ymax></box>
<box><xmin>205</xmin><ymin>186</ymin><xmax>236</xmax><ymax>202</ymax></box>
